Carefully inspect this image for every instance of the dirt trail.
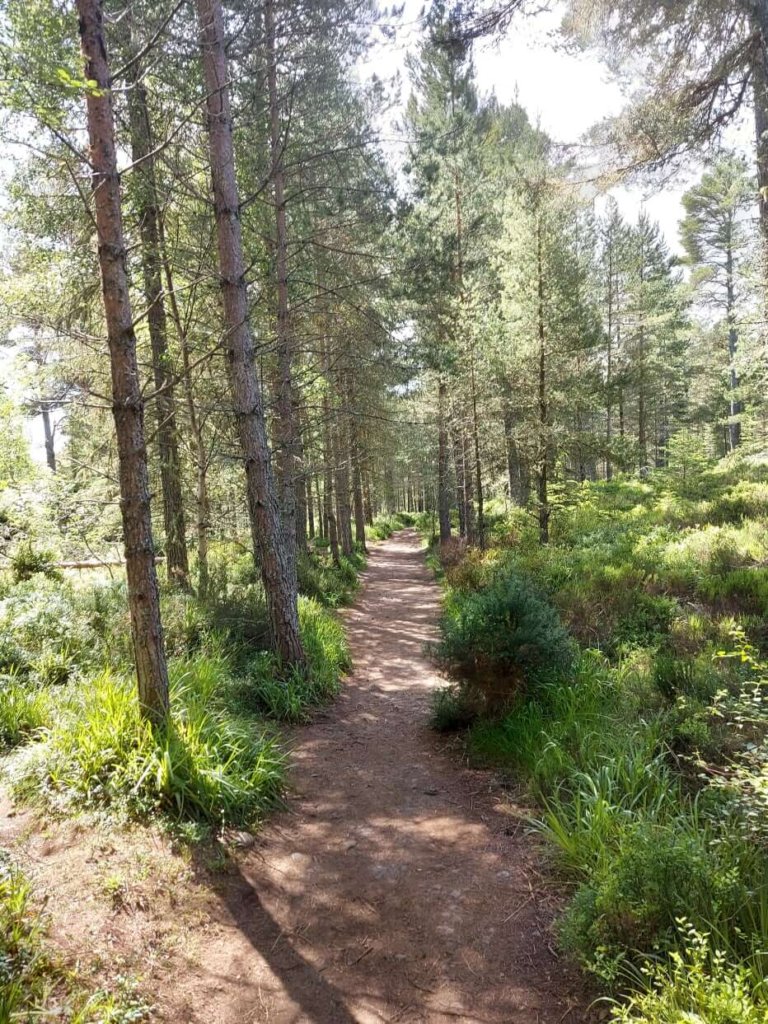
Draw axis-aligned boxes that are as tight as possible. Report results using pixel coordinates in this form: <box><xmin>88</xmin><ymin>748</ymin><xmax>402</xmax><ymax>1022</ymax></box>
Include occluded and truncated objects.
<box><xmin>176</xmin><ymin>529</ymin><xmax>586</xmax><ymax>1024</ymax></box>
<box><xmin>1</xmin><ymin>530</ymin><xmax>589</xmax><ymax>1023</ymax></box>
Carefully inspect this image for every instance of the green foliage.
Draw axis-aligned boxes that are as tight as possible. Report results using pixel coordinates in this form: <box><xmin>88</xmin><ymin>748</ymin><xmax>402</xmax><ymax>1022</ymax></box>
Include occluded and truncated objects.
<box><xmin>436</xmin><ymin>571</ymin><xmax>573</xmax><ymax>706</ymax></box>
<box><xmin>611</xmin><ymin>925</ymin><xmax>766</xmax><ymax>1024</ymax></box>
<box><xmin>10</xmin><ymin>541</ymin><xmax>61</xmax><ymax>583</ymax></box>
<box><xmin>0</xmin><ymin>675</ymin><xmax>49</xmax><ymax>749</ymax></box>
<box><xmin>367</xmin><ymin>512</ymin><xmax>412</xmax><ymax>541</ymax></box>
<box><xmin>297</xmin><ymin>550</ymin><xmax>365</xmax><ymax>607</ymax></box>
<box><xmin>430</xmin><ymin>683</ymin><xmax>477</xmax><ymax>731</ymax></box>
<box><xmin>230</xmin><ymin>597</ymin><xmax>350</xmax><ymax>723</ymax></box>
<box><xmin>14</xmin><ymin>658</ymin><xmax>285</xmax><ymax>828</ymax></box>
<box><xmin>0</xmin><ymin>577</ymin><xmax>103</xmax><ymax>681</ymax></box>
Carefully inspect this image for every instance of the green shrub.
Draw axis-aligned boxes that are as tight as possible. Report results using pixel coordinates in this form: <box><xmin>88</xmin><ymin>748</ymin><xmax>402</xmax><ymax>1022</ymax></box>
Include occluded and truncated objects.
<box><xmin>368</xmin><ymin>513</ymin><xmax>401</xmax><ymax>540</ymax></box>
<box><xmin>560</xmin><ymin>821</ymin><xmax>741</xmax><ymax>964</ymax></box>
<box><xmin>436</xmin><ymin>571</ymin><xmax>573</xmax><ymax>707</ymax></box>
<box><xmin>220</xmin><ymin>598</ymin><xmax>349</xmax><ymax>723</ymax></box>
<box><xmin>297</xmin><ymin>552</ymin><xmax>364</xmax><ymax>608</ymax></box>
<box><xmin>10</xmin><ymin>542</ymin><xmax>62</xmax><ymax>583</ymax></box>
<box><xmin>14</xmin><ymin>658</ymin><xmax>285</xmax><ymax>828</ymax></box>
<box><xmin>0</xmin><ymin>578</ymin><xmax>107</xmax><ymax>679</ymax></box>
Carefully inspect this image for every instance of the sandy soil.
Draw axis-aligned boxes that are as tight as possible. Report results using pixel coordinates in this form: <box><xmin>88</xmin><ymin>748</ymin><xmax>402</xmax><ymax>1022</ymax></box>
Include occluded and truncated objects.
<box><xmin>0</xmin><ymin>529</ymin><xmax>591</xmax><ymax>1023</ymax></box>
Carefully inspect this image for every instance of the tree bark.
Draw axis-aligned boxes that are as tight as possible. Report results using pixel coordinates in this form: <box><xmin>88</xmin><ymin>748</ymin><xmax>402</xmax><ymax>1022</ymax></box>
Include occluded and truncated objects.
<box><xmin>725</xmin><ymin>237</ymin><xmax>743</xmax><ymax>451</ymax></box>
<box><xmin>451</xmin><ymin>419</ymin><xmax>467</xmax><ymax>539</ymax></box>
<box><xmin>159</xmin><ymin>225</ymin><xmax>212</xmax><ymax>598</ymax></box>
<box><xmin>77</xmin><ymin>0</ymin><xmax>169</xmax><ymax>722</ymax></box>
<box><xmin>605</xmin><ymin>242</ymin><xmax>614</xmax><ymax>481</ymax></box>
<box><xmin>437</xmin><ymin>378</ymin><xmax>452</xmax><ymax>543</ymax></box>
<box><xmin>265</xmin><ymin>0</ymin><xmax>303</xmax><ymax>563</ymax></box>
<box><xmin>125</xmin><ymin>38</ymin><xmax>189</xmax><ymax>588</ymax></box>
<box><xmin>536</xmin><ymin>214</ymin><xmax>549</xmax><ymax>545</ymax></box>
<box><xmin>40</xmin><ymin>402</ymin><xmax>56</xmax><ymax>472</ymax></box>
<box><xmin>196</xmin><ymin>0</ymin><xmax>304</xmax><ymax>666</ymax></box>
<box><xmin>347</xmin><ymin>382</ymin><xmax>368</xmax><ymax>552</ymax></box>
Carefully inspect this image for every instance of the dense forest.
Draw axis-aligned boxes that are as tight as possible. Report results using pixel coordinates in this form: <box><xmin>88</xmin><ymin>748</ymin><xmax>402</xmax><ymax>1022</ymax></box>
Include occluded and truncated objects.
<box><xmin>1</xmin><ymin>1</ymin><xmax>768</xmax><ymax>1021</ymax></box>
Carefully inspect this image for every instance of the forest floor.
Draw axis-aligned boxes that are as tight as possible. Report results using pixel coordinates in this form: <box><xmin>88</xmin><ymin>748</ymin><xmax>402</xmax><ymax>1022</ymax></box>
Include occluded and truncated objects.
<box><xmin>0</xmin><ymin>529</ymin><xmax>590</xmax><ymax>1024</ymax></box>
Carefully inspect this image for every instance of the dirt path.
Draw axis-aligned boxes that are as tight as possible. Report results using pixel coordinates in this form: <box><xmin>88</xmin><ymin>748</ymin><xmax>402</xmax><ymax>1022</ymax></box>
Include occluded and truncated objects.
<box><xmin>1</xmin><ymin>530</ymin><xmax>589</xmax><ymax>1023</ymax></box>
<box><xmin>175</xmin><ymin>529</ymin><xmax>587</xmax><ymax>1024</ymax></box>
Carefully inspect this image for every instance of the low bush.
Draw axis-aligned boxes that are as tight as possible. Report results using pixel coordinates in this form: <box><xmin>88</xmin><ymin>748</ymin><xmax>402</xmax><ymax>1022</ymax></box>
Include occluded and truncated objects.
<box><xmin>436</xmin><ymin>572</ymin><xmax>573</xmax><ymax>708</ymax></box>
<box><xmin>430</xmin><ymin>684</ymin><xmax>477</xmax><ymax>731</ymax></box>
<box><xmin>231</xmin><ymin>597</ymin><xmax>351</xmax><ymax>722</ymax></box>
<box><xmin>368</xmin><ymin>514</ymin><xmax>399</xmax><ymax>540</ymax></box>
<box><xmin>0</xmin><ymin>675</ymin><xmax>49</xmax><ymax>749</ymax></box>
<box><xmin>10</xmin><ymin>541</ymin><xmax>62</xmax><ymax>583</ymax></box>
<box><xmin>297</xmin><ymin>551</ymin><xmax>364</xmax><ymax>608</ymax></box>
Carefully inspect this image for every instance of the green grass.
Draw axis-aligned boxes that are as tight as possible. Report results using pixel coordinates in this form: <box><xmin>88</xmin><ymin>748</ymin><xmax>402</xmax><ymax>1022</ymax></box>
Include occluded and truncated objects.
<box><xmin>12</xmin><ymin>657</ymin><xmax>286</xmax><ymax>829</ymax></box>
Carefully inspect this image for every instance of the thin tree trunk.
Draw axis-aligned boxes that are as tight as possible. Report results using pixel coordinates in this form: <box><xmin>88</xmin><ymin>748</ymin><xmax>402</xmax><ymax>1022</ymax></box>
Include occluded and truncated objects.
<box><xmin>334</xmin><ymin>424</ymin><xmax>354</xmax><ymax>558</ymax></box>
<box><xmin>125</xmin><ymin>43</ymin><xmax>189</xmax><ymax>588</ymax></box>
<box><xmin>265</xmin><ymin>0</ymin><xmax>303</xmax><ymax>561</ymax></box>
<box><xmin>159</xmin><ymin>221</ymin><xmax>211</xmax><ymax>599</ymax></box>
<box><xmin>437</xmin><ymin>378</ymin><xmax>452</xmax><ymax>543</ymax></box>
<box><xmin>750</xmin><ymin>6</ymin><xmax>768</xmax><ymax>280</ymax></box>
<box><xmin>606</xmin><ymin>247</ymin><xmax>614</xmax><ymax>481</ymax></box>
<box><xmin>196</xmin><ymin>0</ymin><xmax>304</xmax><ymax>666</ymax></box>
<box><xmin>469</xmin><ymin>347</ymin><xmax>485</xmax><ymax>548</ymax></box>
<box><xmin>322</xmin><ymin>418</ymin><xmax>339</xmax><ymax>566</ymax></box>
<box><xmin>363</xmin><ymin>471</ymin><xmax>374</xmax><ymax>526</ymax></box>
<box><xmin>452</xmin><ymin>422</ymin><xmax>467</xmax><ymax>539</ymax></box>
<box><xmin>40</xmin><ymin>402</ymin><xmax>56</xmax><ymax>472</ymax></box>
<box><xmin>348</xmin><ymin>384</ymin><xmax>368</xmax><ymax>552</ymax></box>
<box><xmin>725</xmin><ymin>241</ymin><xmax>742</xmax><ymax>451</ymax></box>
<box><xmin>77</xmin><ymin>0</ymin><xmax>169</xmax><ymax>722</ymax></box>
<box><xmin>637</xmin><ymin>234</ymin><xmax>648</xmax><ymax>469</ymax></box>
<box><xmin>536</xmin><ymin>214</ymin><xmax>549</xmax><ymax>545</ymax></box>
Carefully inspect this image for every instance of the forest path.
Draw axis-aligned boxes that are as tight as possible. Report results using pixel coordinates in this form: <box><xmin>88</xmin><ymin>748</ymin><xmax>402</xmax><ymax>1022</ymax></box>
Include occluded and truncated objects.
<box><xmin>179</xmin><ymin>528</ymin><xmax>586</xmax><ymax>1024</ymax></box>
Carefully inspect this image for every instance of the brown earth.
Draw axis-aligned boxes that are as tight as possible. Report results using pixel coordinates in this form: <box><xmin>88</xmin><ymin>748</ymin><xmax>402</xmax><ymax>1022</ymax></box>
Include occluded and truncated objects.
<box><xmin>1</xmin><ymin>529</ymin><xmax>590</xmax><ymax>1023</ymax></box>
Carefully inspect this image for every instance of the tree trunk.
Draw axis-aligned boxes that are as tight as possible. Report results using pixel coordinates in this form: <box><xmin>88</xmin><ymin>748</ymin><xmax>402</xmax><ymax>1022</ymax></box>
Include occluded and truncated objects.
<box><xmin>469</xmin><ymin>348</ymin><xmax>485</xmax><ymax>548</ymax></box>
<box><xmin>437</xmin><ymin>378</ymin><xmax>452</xmax><ymax>543</ymax></box>
<box><xmin>40</xmin><ymin>402</ymin><xmax>56</xmax><ymax>472</ymax></box>
<box><xmin>751</xmin><ymin>5</ymin><xmax>768</xmax><ymax>278</ymax></box>
<box><xmin>77</xmin><ymin>0</ymin><xmax>169</xmax><ymax>723</ymax></box>
<box><xmin>159</xmin><ymin>218</ymin><xmax>211</xmax><ymax>599</ymax></box>
<box><xmin>125</xmin><ymin>41</ymin><xmax>189</xmax><ymax>588</ymax></box>
<box><xmin>196</xmin><ymin>0</ymin><xmax>304</xmax><ymax>666</ymax></box>
<box><xmin>452</xmin><ymin>422</ymin><xmax>467</xmax><ymax>538</ymax></box>
<box><xmin>265</xmin><ymin>0</ymin><xmax>303</xmax><ymax>563</ymax></box>
<box><xmin>725</xmin><ymin>241</ymin><xmax>742</xmax><ymax>451</ymax></box>
<box><xmin>322</xmin><ymin>417</ymin><xmax>339</xmax><ymax>566</ymax></box>
<box><xmin>536</xmin><ymin>214</ymin><xmax>549</xmax><ymax>546</ymax></box>
<box><xmin>606</xmin><ymin>246</ymin><xmax>614</xmax><ymax>481</ymax></box>
<box><xmin>348</xmin><ymin>386</ymin><xmax>367</xmax><ymax>552</ymax></box>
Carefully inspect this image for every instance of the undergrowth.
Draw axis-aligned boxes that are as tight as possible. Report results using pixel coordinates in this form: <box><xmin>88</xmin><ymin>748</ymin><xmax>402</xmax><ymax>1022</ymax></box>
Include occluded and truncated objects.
<box><xmin>0</xmin><ymin>534</ymin><xmax>360</xmax><ymax>832</ymax></box>
<box><xmin>430</xmin><ymin>452</ymin><xmax>768</xmax><ymax>1020</ymax></box>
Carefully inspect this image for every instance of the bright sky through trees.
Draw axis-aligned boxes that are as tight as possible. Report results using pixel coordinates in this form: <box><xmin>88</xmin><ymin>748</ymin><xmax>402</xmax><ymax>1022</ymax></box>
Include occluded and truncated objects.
<box><xmin>359</xmin><ymin>0</ymin><xmax>754</xmax><ymax>253</ymax></box>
